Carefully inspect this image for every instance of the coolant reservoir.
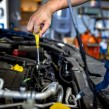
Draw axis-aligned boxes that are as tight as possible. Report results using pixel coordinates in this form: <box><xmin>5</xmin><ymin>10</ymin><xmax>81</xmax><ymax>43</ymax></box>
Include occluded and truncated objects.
<box><xmin>50</xmin><ymin>103</ymin><xmax>70</xmax><ymax>109</ymax></box>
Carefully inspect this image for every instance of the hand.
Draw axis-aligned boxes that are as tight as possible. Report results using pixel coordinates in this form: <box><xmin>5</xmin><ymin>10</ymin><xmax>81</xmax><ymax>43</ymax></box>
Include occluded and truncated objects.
<box><xmin>27</xmin><ymin>4</ymin><xmax>52</xmax><ymax>37</ymax></box>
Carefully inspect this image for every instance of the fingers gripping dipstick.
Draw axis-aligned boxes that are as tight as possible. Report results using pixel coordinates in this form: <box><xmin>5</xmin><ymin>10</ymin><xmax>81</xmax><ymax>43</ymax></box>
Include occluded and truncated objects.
<box><xmin>33</xmin><ymin>32</ymin><xmax>40</xmax><ymax>65</ymax></box>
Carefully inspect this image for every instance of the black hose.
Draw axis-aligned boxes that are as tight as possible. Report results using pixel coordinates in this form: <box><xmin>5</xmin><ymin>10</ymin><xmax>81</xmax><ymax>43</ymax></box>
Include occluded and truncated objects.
<box><xmin>59</xmin><ymin>66</ymin><xmax>72</xmax><ymax>84</ymax></box>
<box><xmin>67</xmin><ymin>0</ymin><xmax>97</xmax><ymax>108</ymax></box>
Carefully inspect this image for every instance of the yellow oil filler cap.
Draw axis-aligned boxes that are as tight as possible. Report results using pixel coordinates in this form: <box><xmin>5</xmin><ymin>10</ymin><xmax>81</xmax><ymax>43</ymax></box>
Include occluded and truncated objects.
<box><xmin>11</xmin><ymin>64</ymin><xmax>24</xmax><ymax>72</ymax></box>
<box><xmin>50</xmin><ymin>103</ymin><xmax>71</xmax><ymax>109</ymax></box>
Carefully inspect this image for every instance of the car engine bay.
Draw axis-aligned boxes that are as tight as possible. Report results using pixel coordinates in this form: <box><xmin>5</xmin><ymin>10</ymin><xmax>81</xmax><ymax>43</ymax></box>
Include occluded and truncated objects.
<box><xmin>0</xmin><ymin>29</ymin><xmax>108</xmax><ymax>109</ymax></box>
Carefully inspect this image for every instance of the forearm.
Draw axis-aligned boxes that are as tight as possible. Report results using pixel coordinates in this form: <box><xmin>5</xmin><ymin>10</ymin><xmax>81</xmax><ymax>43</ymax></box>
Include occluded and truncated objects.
<box><xmin>27</xmin><ymin>0</ymin><xmax>89</xmax><ymax>34</ymax></box>
<box><xmin>45</xmin><ymin>0</ymin><xmax>88</xmax><ymax>13</ymax></box>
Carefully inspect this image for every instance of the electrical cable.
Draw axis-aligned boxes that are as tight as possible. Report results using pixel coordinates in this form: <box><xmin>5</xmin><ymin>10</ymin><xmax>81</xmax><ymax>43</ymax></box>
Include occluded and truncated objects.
<box><xmin>59</xmin><ymin>66</ymin><xmax>72</xmax><ymax>84</ymax></box>
<box><xmin>23</xmin><ymin>78</ymin><xmax>31</xmax><ymax>83</ymax></box>
<box><xmin>67</xmin><ymin>0</ymin><xmax>97</xmax><ymax>108</ymax></box>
